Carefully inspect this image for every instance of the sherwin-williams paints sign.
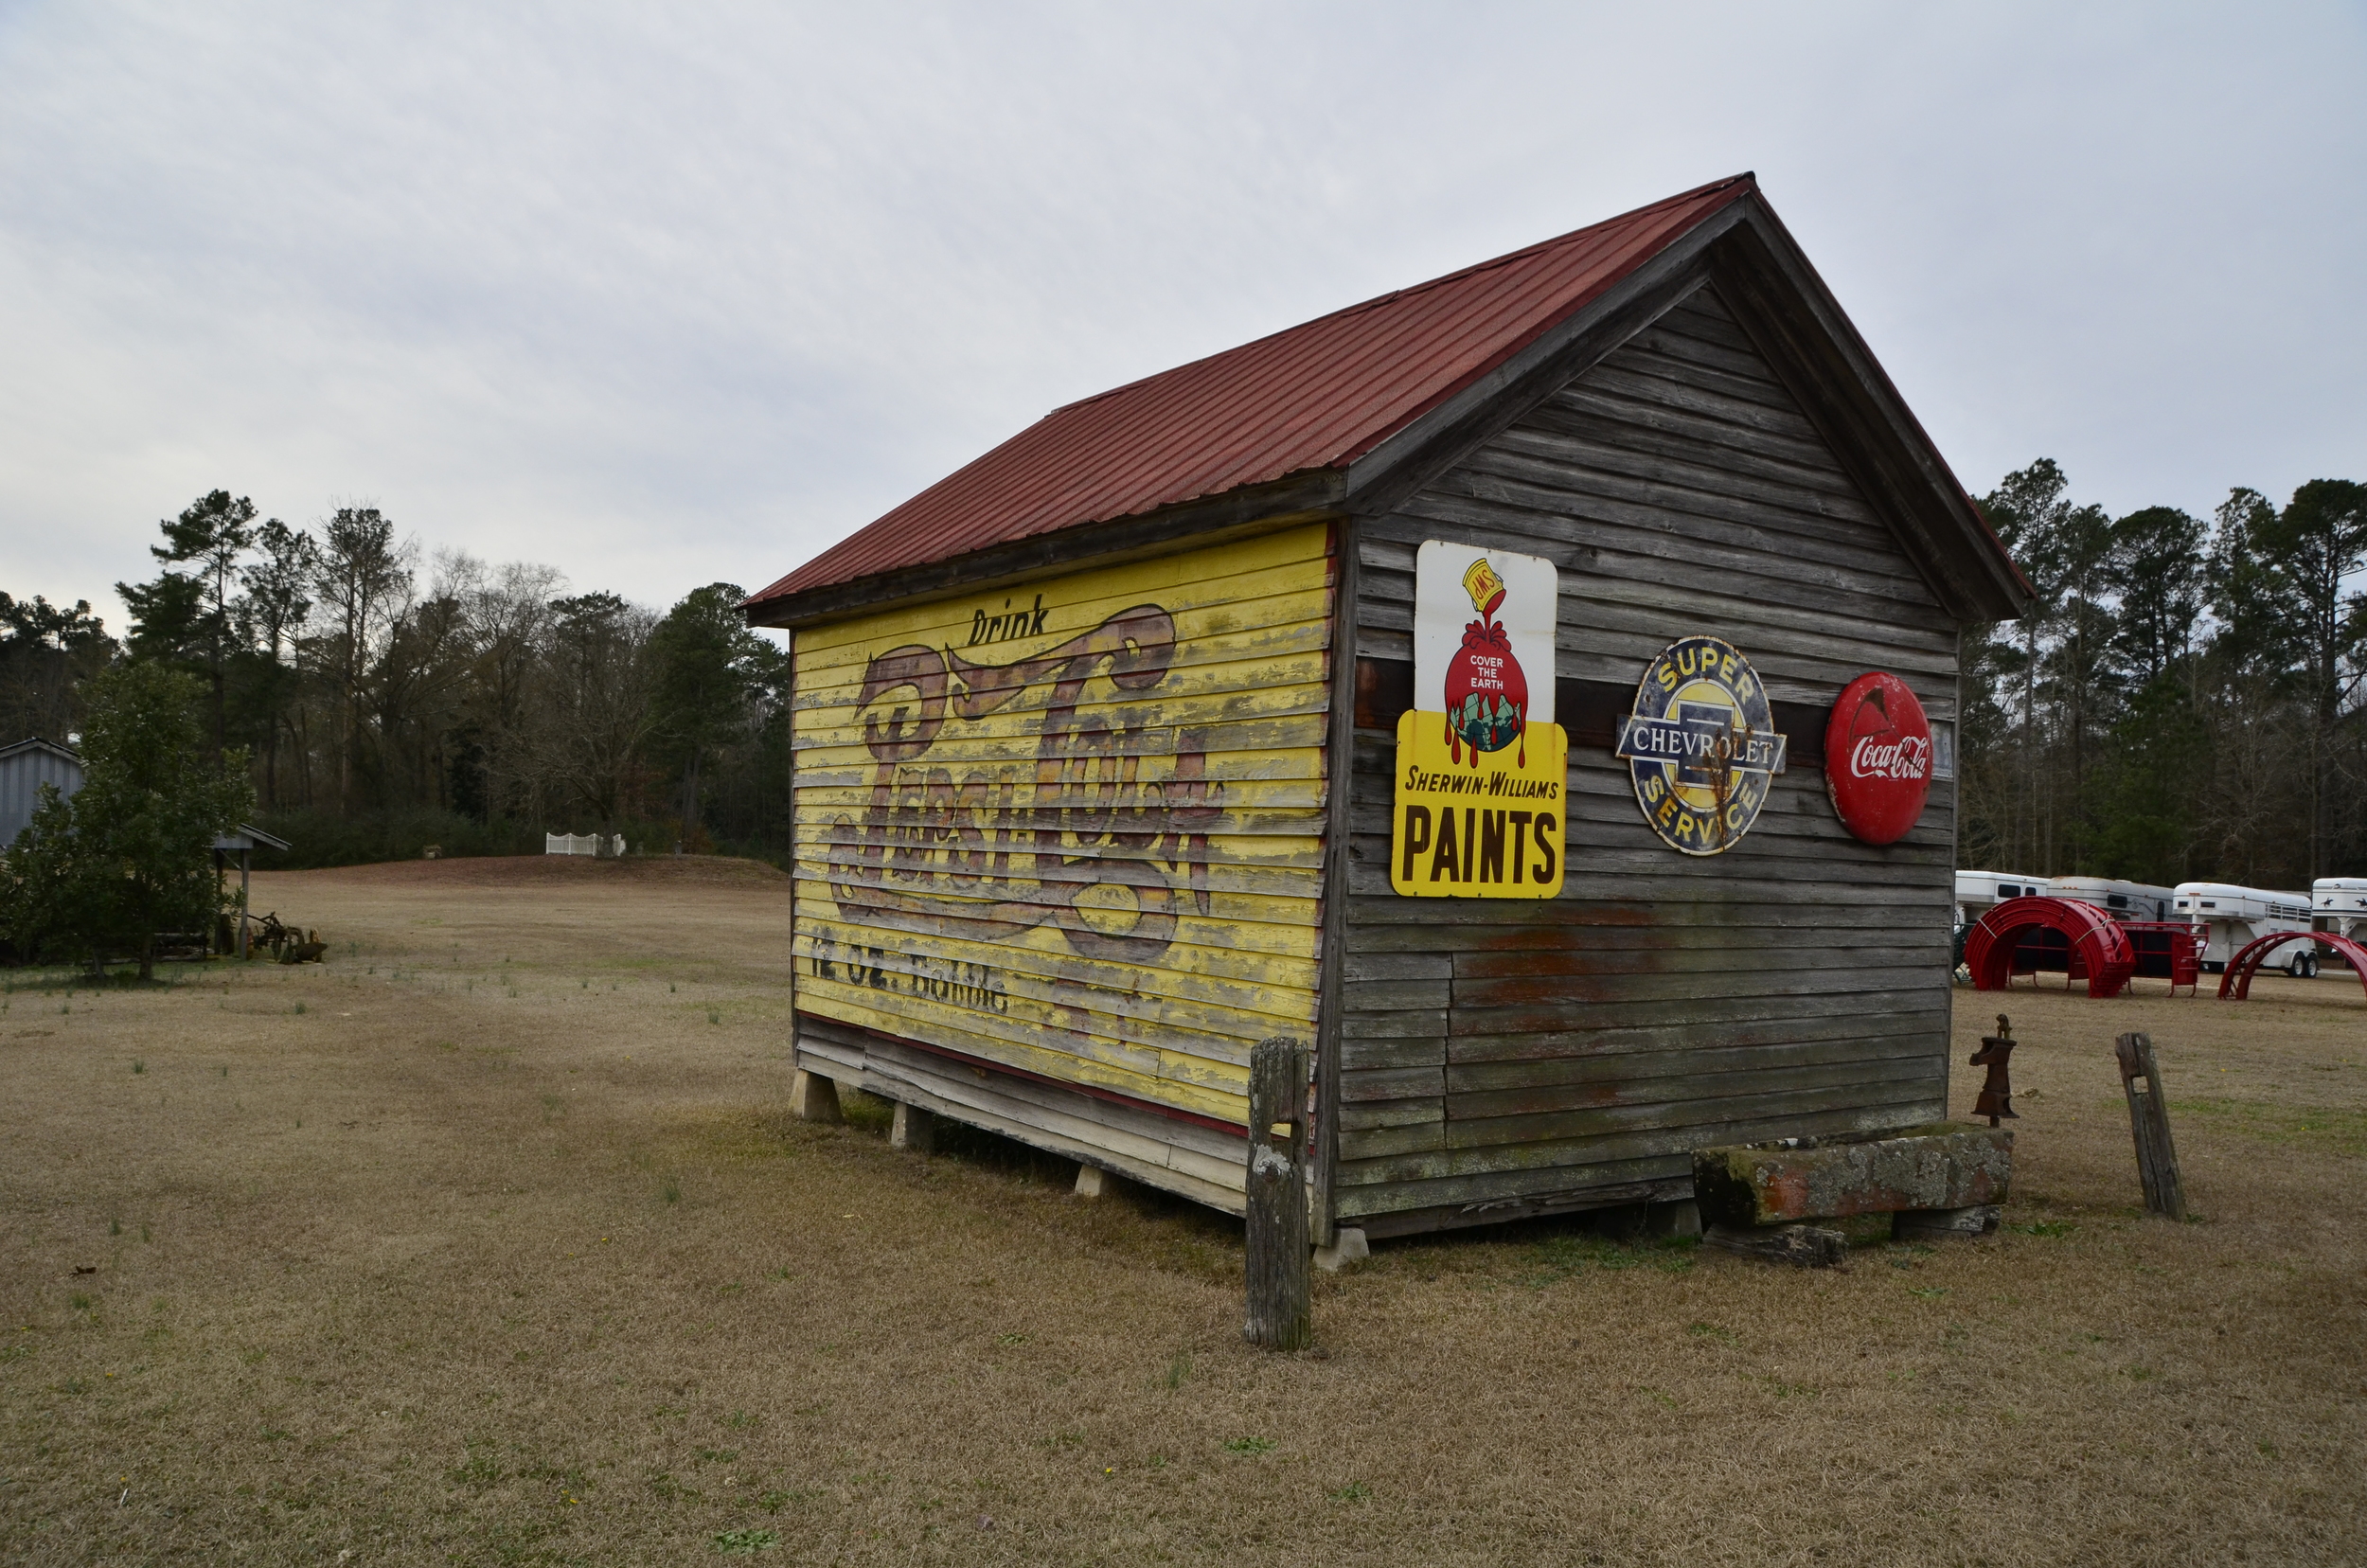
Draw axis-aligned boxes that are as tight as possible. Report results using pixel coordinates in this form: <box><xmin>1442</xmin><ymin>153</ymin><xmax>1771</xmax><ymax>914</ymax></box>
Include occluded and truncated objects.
<box><xmin>1824</xmin><ymin>670</ymin><xmax>1933</xmax><ymax>845</ymax></box>
<box><xmin>1613</xmin><ymin>635</ymin><xmax>1788</xmax><ymax>856</ymax></box>
<box><xmin>1391</xmin><ymin>542</ymin><xmax>1566</xmax><ymax>898</ymax></box>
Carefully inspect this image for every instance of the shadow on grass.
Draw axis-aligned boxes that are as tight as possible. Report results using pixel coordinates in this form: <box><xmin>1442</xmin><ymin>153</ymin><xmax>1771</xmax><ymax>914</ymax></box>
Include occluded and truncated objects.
<box><xmin>1376</xmin><ymin>1210</ymin><xmax>1702</xmax><ymax>1284</ymax></box>
<box><xmin>828</xmin><ymin>1088</ymin><xmax>1244</xmax><ymax>1281</ymax></box>
<box><xmin>1</xmin><ymin>962</ymin><xmax>212</xmax><ymax>992</ymax></box>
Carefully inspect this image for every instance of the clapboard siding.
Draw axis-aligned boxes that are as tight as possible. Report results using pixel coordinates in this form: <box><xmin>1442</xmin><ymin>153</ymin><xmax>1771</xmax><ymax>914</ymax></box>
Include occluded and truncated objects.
<box><xmin>795</xmin><ymin>1015</ymin><xmax>1250</xmax><ymax>1212</ymax></box>
<box><xmin>1335</xmin><ymin>280</ymin><xmax>1955</xmax><ymax>1228</ymax></box>
<box><xmin>1335</xmin><ymin>1080</ymin><xmax>1946</xmax><ymax>1205</ymax></box>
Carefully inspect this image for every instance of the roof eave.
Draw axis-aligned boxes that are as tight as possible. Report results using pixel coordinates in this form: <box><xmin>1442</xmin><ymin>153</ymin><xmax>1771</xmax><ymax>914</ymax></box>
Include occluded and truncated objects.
<box><xmin>742</xmin><ymin>470</ymin><xmax>1347</xmax><ymax>631</ymax></box>
<box><xmin>0</xmin><ymin>736</ymin><xmax>82</xmax><ymax>764</ymax></box>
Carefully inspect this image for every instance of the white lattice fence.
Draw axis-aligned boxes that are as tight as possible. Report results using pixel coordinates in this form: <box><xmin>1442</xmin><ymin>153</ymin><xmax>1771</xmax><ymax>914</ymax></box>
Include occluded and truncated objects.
<box><xmin>544</xmin><ymin>833</ymin><xmax>625</xmax><ymax>857</ymax></box>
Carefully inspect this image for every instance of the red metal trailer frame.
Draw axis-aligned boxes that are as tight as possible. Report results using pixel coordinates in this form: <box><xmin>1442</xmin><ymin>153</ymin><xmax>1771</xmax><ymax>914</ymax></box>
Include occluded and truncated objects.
<box><xmin>2217</xmin><ymin>931</ymin><xmax>2367</xmax><ymax>1000</ymax></box>
<box><xmin>1965</xmin><ymin>897</ymin><xmax>2134</xmax><ymax>1000</ymax></box>
<box><xmin>2116</xmin><ymin>920</ymin><xmax>2202</xmax><ymax>996</ymax></box>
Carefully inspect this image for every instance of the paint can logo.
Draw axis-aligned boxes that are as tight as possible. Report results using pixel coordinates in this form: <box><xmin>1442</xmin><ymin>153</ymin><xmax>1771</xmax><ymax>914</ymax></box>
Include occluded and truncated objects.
<box><xmin>1824</xmin><ymin>671</ymin><xmax>1932</xmax><ymax>845</ymax></box>
<box><xmin>1441</xmin><ymin>556</ymin><xmax>1531</xmax><ymax>766</ymax></box>
<box><xmin>1613</xmin><ymin>636</ymin><xmax>1788</xmax><ymax>856</ymax></box>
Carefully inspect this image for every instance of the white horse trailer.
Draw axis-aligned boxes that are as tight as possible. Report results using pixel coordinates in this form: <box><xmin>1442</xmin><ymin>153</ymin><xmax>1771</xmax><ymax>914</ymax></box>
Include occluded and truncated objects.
<box><xmin>1953</xmin><ymin>870</ymin><xmax>2050</xmax><ymax>931</ymax></box>
<box><xmin>2312</xmin><ymin>879</ymin><xmax>2367</xmax><ymax>969</ymax></box>
<box><xmin>2172</xmin><ymin>882</ymin><xmax>2315</xmax><ymax>974</ymax></box>
<box><xmin>2048</xmin><ymin>877</ymin><xmax>2178</xmax><ymax>923</ymax></box>
<box><xmin>2313</xmin><ymin>878</ymin><xmax>2367</xmax><ymax>939</ymax></box>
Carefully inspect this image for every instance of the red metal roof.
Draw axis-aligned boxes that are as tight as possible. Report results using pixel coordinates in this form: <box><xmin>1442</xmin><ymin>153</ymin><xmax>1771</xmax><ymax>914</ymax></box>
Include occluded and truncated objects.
<box><xmin>747</xmin><ymin>174</ymin><xmax>1758</xmax><ymax>612</ymax></box>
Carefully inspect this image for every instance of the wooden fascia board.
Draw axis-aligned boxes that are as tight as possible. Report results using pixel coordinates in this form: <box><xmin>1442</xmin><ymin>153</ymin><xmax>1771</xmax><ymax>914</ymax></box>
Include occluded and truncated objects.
<box><xmin>743</xmin><ymin>471</ymin><xmax>1348</xmax><ymax>630</ymax></box>
<box><xmin>1311</xmin><ymin>514</ymin><xmax>1358</xmax><ymax>1245</ymax></box>
<box><xmin>1338</xmin><ymin>201</ymin><xmax>1751</xmax><ymax>522</ymax></box>
<box><xmin>1702</xmin><ymin>206</ymin><xmax>2033</xmax><ymax>624</ymax></box>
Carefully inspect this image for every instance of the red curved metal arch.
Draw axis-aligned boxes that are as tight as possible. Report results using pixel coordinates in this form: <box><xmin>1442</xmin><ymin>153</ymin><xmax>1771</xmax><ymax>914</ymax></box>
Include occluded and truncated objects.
<box><xmin>2217</xmin><ymin>931</ymin><xmax>2367</xmax><ymax>1000</ymax></box>
<box><xmin>1966</xmin><ymin>897</ymin><xmax>2136</xmax><ymax>1000</ymax></box>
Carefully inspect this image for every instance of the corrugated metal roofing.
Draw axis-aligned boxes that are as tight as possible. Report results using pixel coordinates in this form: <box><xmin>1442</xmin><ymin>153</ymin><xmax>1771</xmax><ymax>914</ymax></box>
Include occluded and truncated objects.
<box><xmin>747</xmin><ymin>174</ymin><xmax>1758</xmax><ymax>612</ymax></box>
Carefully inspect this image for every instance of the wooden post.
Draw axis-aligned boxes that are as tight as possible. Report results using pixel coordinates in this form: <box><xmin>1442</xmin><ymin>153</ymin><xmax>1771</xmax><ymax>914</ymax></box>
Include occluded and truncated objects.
<box><xmin>2114</xmin><ymin>1031</ymin><xmax>2186</xmax><ymax>1220</ymax></box>
<box><xmin>1243</xmin><ymin>1036</ymin><xmax>1311</xmax><ymax>1351</ymax></box>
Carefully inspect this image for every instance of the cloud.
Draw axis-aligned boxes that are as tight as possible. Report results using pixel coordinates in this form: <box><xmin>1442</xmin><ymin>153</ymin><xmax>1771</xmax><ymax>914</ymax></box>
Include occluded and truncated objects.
<box><xmin>1</xmin><ymin>2</ymin><xmax>2361</xmax><ymax>624</ymax></box>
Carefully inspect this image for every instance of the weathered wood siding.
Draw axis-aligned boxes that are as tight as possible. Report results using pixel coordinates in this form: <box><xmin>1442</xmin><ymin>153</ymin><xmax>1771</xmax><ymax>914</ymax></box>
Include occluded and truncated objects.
<box><xmin>792</xmin><ymin>523</ymin><xmax>1334</xmax><ymax>1137</ymax></box>
<box><xmin>1340</xmin><ymin>282</ymin><xmax>1958</xmax><ymax>1234</ymax></box>
<box><xmin>792</xmin><ymin>1013</ymin><xmax>1253</xmax><ymax>1210</ymax></box>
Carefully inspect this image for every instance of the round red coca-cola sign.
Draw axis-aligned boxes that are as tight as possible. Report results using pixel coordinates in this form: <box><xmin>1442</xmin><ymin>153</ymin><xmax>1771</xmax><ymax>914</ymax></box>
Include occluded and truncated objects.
<box><xmin>1824</xmin><ymin>671</ymin><xmax>1932</xmax><ymax>845</ymax></box>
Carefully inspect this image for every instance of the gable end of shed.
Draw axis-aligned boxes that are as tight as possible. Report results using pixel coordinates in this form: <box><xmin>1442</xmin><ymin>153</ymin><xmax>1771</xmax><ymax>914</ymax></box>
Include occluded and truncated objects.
<box><xmin>1344</xmin><ymin>198</ymin><xmax>2025</xmax><ymax>626</ymax></box>
<box><xmin>1330</xmin><ymin>283</ymin><xmax>1965</xmax><ymax>1237</ymax></box>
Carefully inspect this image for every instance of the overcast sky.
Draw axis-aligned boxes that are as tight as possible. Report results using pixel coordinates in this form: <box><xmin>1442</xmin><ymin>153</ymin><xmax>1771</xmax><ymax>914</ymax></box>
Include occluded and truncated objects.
<box><xmin>3</xmin><ymin>3</ymin><xmax>2361</xmax><ymax>627</ymax></box>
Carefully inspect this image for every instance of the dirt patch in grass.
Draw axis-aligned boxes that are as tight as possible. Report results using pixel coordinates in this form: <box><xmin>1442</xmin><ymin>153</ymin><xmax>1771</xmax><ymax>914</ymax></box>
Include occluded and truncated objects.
<box><xmin>2</xmin><ymin>872</ymin><xmax>2363</xmax><ymax>1564</ymax></box>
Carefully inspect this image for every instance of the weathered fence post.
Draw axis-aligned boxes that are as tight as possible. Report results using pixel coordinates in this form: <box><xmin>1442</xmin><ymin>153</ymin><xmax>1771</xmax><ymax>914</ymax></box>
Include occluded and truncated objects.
<box><xmin>1243</xmin><ymin>1036</ymin><xmax>1311</xmax><ymax>1351</ymax></box>
<box><xmin>2115</xmin><ymin>1031</ymin><xmax>2186</xmax><ymax>1220</ymax></box>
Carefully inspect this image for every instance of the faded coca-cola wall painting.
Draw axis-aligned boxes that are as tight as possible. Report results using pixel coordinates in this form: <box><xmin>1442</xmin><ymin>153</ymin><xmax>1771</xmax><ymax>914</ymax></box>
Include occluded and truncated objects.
<box><xmin>792</xmin><ymin>524</ymin><xmax>1333</xmax><ymax>1126</ymax></box>
<box><xmin>1823</xmin><ymin>670</ymin><xmax>1934</xmax><ymax>845</ymax></box>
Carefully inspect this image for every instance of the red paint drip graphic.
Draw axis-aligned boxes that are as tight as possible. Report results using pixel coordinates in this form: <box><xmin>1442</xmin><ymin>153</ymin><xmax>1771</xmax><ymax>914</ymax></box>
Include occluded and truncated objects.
<box><xmin>1443</xmin><ymin>602</ymin><xmax>1528</xmax><ymax>769</ymax></box>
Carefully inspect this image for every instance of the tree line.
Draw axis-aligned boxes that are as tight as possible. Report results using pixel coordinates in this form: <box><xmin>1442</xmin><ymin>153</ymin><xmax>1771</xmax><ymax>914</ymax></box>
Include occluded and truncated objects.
<box><xmin>5</xmin><ymin>491</ymin><xmax>792</xmax><ymax>865</ymax></box>
<box><xmin>1963</xmin><ymin>462</ymin><xmax>2367</xmax><ymax>891</ymax></box>
<box><xmin>8</xmin><ymin>468</ymin><xmax>2365</xmax><ymax>883</ymax></box>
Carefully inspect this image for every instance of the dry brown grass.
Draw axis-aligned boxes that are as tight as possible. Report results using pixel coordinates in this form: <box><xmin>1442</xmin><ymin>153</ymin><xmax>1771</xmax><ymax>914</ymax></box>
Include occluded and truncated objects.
<box><xmin>3</xmin><ymin>856</ymin><xmax>2364</xmax><ymax>1565</ymax></box>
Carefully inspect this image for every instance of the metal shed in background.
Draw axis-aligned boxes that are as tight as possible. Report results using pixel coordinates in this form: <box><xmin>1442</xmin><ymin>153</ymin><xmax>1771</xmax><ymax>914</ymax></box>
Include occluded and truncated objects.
<box><xmin>746</xmin><ymin>174</ymin><xmax>2031</xmax><ymax>1241</ymax></box>
<box><xmin>3</xmin><ymin>735</ymin><xmax>290</xmax><ymax>954</ymax></box>
<box><xmin>0</xmin><ymin>736</ymin><xmax>86</xmax><ymax>846</ymax></box>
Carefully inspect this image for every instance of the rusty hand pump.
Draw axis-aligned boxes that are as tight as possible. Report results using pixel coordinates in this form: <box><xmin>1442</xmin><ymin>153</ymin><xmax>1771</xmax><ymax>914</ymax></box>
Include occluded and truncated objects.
<box><xmin>1969</xmin><ymin>1013</ymin><xmax>2018</xmax><ymax>1128</ymax></box>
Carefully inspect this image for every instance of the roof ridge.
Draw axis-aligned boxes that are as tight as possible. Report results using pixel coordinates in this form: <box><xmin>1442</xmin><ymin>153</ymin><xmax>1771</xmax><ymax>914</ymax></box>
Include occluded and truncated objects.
<box><xmin>1046</xmin><ymin>173</ymin><xmax>1755</xmax><ymax>419</ymax></box>
<box><xmin>746</xmin><ymin>172</ymin><xmax>1771</xmax><ymax>613</ymax></box>
<box><xmin>0</xmin><ymin>734</ymin><xmax>80</xmax><ymax>757</ymax></box>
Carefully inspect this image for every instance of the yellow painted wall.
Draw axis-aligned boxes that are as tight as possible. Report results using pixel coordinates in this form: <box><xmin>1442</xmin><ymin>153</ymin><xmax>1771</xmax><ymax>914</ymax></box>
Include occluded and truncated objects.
<box><xmin>792</xmin><ymin>523</ymin><xmax>1335</xmax><ymax>1126</ymax></box>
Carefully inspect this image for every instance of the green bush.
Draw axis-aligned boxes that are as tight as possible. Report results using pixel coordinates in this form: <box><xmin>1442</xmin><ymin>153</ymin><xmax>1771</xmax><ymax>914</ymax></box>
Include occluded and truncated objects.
<box><xmin>5</xmin><ymin>664</ymin><xmax>253</xmax><ymax>977</ymax></box>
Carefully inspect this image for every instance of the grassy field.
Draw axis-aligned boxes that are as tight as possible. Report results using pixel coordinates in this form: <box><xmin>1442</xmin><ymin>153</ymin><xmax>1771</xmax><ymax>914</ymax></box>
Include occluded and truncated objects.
<box><xmin>3</xmin><ymin>856</ymin><xmax>2364</xmax><ymax>1565</ymax></box>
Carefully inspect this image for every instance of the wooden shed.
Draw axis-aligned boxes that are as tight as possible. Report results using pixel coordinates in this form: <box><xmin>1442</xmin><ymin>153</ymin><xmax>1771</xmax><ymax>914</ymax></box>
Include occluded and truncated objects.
<box><xmin>745</xmin><ymin>174</ymin><xmax>2031</xmax><ymax>1242</ymax></box>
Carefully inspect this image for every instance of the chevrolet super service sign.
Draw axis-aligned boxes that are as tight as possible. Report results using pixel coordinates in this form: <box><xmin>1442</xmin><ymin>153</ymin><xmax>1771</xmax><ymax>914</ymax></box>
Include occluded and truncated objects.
<box><xmin>1613</xmin><ymin>635</ymin><xmax>1787</xmax><ymax>856</ymax></box>
<box><xmin>1390</xmin><ymin>541</ymin><xmax>1567</xmax><ymax>898</ymax></box>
